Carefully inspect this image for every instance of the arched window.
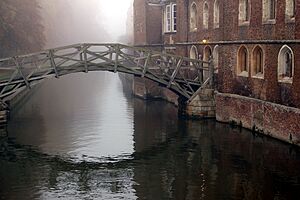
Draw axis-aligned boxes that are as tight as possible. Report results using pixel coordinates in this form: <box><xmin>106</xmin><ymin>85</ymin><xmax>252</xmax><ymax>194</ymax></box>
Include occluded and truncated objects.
<box><xmin>263</xmin><ymin>0</ymin><xmax>276</xmax><ymax>22</ymax></box>
<box><xmin>203</xmin><ymin>46</ymin><xmax>212</xmax><ymax>80</ymax></box>
<box><xmin>237</xmin><ymin>46</ymin><xmax>249</xmax><ymax>76</ymax></box>
<box><xmin>251</xmin><ymin>46</ymin><xmax>264</xmax><ymax>77</ymax></box>
<box><xmin>190</xmin><ymin>45</ymin><xmax>198</xmax><ymax>60</ymax></box>
<box><xmin>239</xmin><ymin>0</ymin><xmax>250</xmax><ymax>23</ymax></box>
<box><xmin>278</xmin><ymin>45</ymin><xmax>294</xmax><ymax>82</ymax></box>
<box><xmin>213</xmin><ymin>45</ymin><xmax>219</xmax><ymax>73</ymax></box>
<box><xmin>189</xmin><ymin>45</ymin><xmax>198</xmax><ymax>66</ymax></box>
<box><xmin>190</xmin><ymin>2</ymin><xmax>198</xmax><ymax>31</ymax></box>
<box><xmin>285</xmin><ymin>0</ymin><xmax>295</xmax><ymax>20</ymax></box>
<box><xmin>214</xmin><ymin>0</ymin><xmax>220</xmax><ymax>28</ymax></box>
<box><xmin>203</xmin><ymin>2</ymin><xmax>209</xmax><ymax>29</ymax></box>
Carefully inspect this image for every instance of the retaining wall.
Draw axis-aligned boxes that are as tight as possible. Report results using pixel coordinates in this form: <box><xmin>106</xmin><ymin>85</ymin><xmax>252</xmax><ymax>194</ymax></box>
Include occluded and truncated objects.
<box><xmin>216</xmin><ymin>92</ymin><xmax>300</xmax><ymax>146</ymax></box>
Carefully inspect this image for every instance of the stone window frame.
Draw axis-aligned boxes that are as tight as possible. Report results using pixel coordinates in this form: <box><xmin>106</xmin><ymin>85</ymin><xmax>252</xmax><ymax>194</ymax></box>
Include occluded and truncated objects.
<box><xmin>164</xmin><ymin>3</ymin><xmax>177</xmax><ymax>33</ymax></box>
<box><xmin>213</xmin><ymin>0</ymin><xmax>220</xmax><ymax>28</ymax></box>
<box><xmin>190</xmin><ymin>45</ymin><xmax>198</xmax><ymax>60</ymax></box>
<box><xmin>262</xmin><ymin>0</ymin><xmax>277</xmax><ymax>24</ymax></box>
<box><xmin>213</xmin><ymin>45</ymin><xmax>219</xmax><ymax>73</ymax></box>
<box><xmin>251</xmin><ymin>45</ymin><xmax>264</xmax><ymax>79</ymax></box>
<box><xmin>239</xmin><ymin>0</ymin><xmax>251</xmax><ymax>26</ymax></box>
<box><xmin>237</xmin><ymin>45</ymin><xmax>249</xmax><ymax>77</ymax></box>
<box><xmin>278</xmin><ymin>45</ymin><xmax>294</xmax><ymax>83</ymax></box>
<box><xmin>203</xmin><ymin>2</ymin><xmax>209</xmax><ymax>30</ymax></box>
<box><xmin>189</xmin><ymin>45</ymin><xmax>198</xmax><ymax>67</ymax></box>
<box><xmin>189</xmin><ymin>2</ymin><xmax>198</xmax><ymax>32</ymax></box>
<box><xmin>285</xmin><ymin>0</ymin><xmax>296</xmax><ymax>23</ymax></box>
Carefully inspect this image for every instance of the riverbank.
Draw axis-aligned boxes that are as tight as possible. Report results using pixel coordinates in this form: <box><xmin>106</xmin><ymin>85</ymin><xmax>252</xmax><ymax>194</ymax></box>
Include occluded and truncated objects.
<box><xmin>216</xmin><ymin>92</ymin><xmax>300</xmax><ymax>146</ymax></box>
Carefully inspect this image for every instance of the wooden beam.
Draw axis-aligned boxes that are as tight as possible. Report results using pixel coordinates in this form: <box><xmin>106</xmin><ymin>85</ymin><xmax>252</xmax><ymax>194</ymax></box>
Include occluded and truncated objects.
<box><xmin>14</xmin><ymin>57</ymin><xmax>30</xmax><ymax>89</ymax></box>
<box><xmin>114</xmin><ymin>45</ymin><xmax>119</xmax><ymax>73</ymax></box>
<box><xmin>142</xmin><ymin>53</ymin><xmax>151</xmax><ymax>77</ymax></box>
<box><xmin>167</xmin><ymin>58</ymin><xmax>183</xmax><ymax>88</ymax></box>
<box><xmin>83</xmin><ymin>48</ymin><xmax>88</xmax><ymax>73</ymax></box>
<box><xmin>49</xmin><ymin>50</ymin><xmax>59</xmax><ymax>78</ymax></box>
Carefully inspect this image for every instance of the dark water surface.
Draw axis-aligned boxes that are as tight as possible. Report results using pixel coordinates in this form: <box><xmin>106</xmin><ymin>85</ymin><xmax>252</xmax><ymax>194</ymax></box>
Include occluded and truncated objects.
<box><xmin>0</xmin><ymin>72</ymin><xmax>300</xmax><ymax>200</ymax></box>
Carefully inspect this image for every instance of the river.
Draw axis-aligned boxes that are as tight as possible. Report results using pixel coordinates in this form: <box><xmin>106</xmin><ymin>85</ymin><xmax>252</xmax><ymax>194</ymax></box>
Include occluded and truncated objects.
<box><xmin>0</xmin><ymin>72</ymin><xmax>299</xmax><ymax>200</ymax></box>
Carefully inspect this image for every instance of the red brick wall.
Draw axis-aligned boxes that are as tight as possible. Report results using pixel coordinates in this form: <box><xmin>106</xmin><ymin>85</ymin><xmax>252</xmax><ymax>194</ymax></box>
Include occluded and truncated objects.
<box><xmin>174</xmin><ymin>0</ymin><xmax>298</xmax><ymax>107</ymax></box>
<box><xmin>133</xmin><ymin>0</ymin><xmax>162</xmax><ymax>45</ymax></box>
<box><xmin>134</xmin><ymin>0</ymin><xmax>147</xmax><ymax>45</ymax></box>
<box><xmin>216</xmin><ymin>93</ymin><xmax>300</xmax><ymax>146</ymax></box>
<box><xmin>296</xmin><ymin>3</ymin><xmax>300</xmax><ymax>39</ymax></box>
<box><xmin>146</xmin><ymin>5</ymin><xmax>163</xmax><ymax>44</ymax></box>
<box><xmin>176</xmin><ymin>0</ymin><xmax>188</xmax><ymax>41</ymax></box>
<box><xmin>132</xmin><ymin>0</ymin><xmax>300</xmax><ymax>145</ymax></box>
<box><xmin>292</xmin><ymin>45</ymin><xmax>300</xmax><ymax>107</ymax></box>
<box><xmin>133</xmin><ymin>1</ymin><xmax>300</xmax><ymax>107</ymax></box>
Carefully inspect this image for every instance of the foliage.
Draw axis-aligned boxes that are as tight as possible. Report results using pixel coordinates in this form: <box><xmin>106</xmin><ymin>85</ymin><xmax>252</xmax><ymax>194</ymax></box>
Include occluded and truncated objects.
<box><xmin>0</xmin><ymin>0</ymin><xmax>45</xmax><ymax>58</ymax></box>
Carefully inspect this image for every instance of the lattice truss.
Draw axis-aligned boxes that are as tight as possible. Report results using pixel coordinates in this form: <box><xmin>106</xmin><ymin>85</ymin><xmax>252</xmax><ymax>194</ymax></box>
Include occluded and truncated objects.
<box><xmin>0</xmin><ymin>43</ymin><xmax>213</xmax><ymax>107</ymax></box>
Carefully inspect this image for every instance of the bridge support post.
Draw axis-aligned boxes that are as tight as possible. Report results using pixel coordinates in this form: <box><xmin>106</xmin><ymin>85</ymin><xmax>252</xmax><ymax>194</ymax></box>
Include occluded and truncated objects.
<box><xmin>178</xmin><ymin>57</ymin><xmax>216</xmax><ymax>119</ymax></box>
<box><xmin>178</xmin><ymin>89</ymin><xmax>216</xmax><ymax>119</ymax></box>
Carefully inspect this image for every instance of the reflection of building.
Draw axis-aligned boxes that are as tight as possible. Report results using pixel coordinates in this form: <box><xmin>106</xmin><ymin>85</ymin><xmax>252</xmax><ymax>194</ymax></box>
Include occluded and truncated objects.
<box><xmin>134</xmin><ymin>0</ymin><xmax>300</xmax><ymax>145</ymax></box>
<box><xmin>133</xmin><ymin>99</ymin><xmax>178</xmax><ymax>152</ymax></box>
<box><xmin>132</xmin><ymin>119</ymin><xmax>300</xmax><ymax>199</ymax></box>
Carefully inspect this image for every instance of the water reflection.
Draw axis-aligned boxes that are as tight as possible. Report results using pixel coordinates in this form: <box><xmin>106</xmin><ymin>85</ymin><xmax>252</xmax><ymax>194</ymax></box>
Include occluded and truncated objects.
<box><xmin>133</xmin><ymin>98</ymin><xmax>178</xmax><ymax>153</ymax></box>
<box><xmin>133</xmin><ymin>120</ymin><xmax>300</xmax><ymax>200</ymax></box>
<box><xmin>8</xmin><ymin>72</ymin><xmax>134</xmax><ymax>161</ymax></box>
<box><xmin>0</xmin><ymin>72</ymin><xmax>299</xmax><ymax>199</ymax></box>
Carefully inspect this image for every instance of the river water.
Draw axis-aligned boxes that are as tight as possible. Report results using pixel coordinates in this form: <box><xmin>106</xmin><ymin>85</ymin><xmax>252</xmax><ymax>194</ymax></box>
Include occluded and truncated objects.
<box><xmin>0</xmin><ymin>72</ymin><xmax>299</xmax><ymax>200</ymax></box>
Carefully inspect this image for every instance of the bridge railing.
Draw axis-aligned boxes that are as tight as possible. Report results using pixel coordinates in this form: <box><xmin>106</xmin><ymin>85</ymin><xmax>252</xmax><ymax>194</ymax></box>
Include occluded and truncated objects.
<box><xmin>0</xmin><ymin>43</ymin><xmax>213</xmax><ymax>106</ymax></box>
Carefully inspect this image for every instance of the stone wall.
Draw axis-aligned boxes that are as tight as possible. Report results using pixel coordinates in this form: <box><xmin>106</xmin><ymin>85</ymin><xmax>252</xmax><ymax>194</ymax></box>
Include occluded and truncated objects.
<box><xmin>216</xmin><ymin>92</ymin><xmax>300</xmax><ymax>146</ymax></box>
<box><xmin>179</xmin><ymin>89</ymin><xmax>215</xmax><ymax>118</ymax></box>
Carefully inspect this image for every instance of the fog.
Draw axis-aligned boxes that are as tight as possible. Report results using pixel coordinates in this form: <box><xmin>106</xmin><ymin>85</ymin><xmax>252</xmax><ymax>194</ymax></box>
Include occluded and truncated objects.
<box><xmin>40</xmin><ymin>0</ymin><xmax>133</xmax><ymax>48</ymax></box>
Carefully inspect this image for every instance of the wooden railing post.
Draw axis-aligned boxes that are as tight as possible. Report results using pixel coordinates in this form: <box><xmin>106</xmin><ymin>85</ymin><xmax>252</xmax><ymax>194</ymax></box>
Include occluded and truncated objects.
<box><xmin>83</xmin><ymin>44</ymin><xmax>88</xmax><ymax>73</ymax></box>
<box><xmin>49</xmin><ymin>50</ymin><xmax>59</xmax><ymax>78</ymax></box>
<box><xmin>114</xmin><ymin>44</ymin><xmax>119</xmax><ymax>73</ymax></box>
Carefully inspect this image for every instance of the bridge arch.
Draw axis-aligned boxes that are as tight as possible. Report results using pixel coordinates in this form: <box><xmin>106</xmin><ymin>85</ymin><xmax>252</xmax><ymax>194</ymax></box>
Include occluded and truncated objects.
<box><xmin>0</xmin><ymin>43</ymin><xmax>213</xmax><ymax>108</ymax></box>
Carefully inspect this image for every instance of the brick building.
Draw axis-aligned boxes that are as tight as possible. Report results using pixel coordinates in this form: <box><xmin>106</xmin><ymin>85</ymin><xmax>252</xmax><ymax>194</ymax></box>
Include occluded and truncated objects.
<box><xmin>134</xmin><ymin>0</ymin><xmax>300</xmax><ymax>145</ymax></box>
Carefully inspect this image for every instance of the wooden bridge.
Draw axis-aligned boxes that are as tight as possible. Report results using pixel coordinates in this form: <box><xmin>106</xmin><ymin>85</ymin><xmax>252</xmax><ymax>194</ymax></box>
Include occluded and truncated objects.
<box><xmin>0</xmin><ymin>43</ymin><xmax>214</xmax><ymax>109</ymax></box>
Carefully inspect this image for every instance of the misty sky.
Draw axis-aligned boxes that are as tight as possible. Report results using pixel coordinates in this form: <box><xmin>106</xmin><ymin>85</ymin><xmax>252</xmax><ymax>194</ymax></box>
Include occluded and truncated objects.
<box><xmin>41</xmin><ymin>0</ymin><xmax>133</xmax><ymax>48</ymax></box>
<box><xmin>99</xmin><ymin>0</ymin><xmax>133</xmax><ymax>41</ymax></box>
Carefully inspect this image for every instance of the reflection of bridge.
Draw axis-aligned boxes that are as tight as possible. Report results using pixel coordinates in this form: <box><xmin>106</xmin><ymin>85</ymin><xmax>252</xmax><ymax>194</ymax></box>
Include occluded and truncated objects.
<box><xmin>0</xmin><ymin>43</ymin><xmax>214</xmax><ymax>108</ymax></box>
